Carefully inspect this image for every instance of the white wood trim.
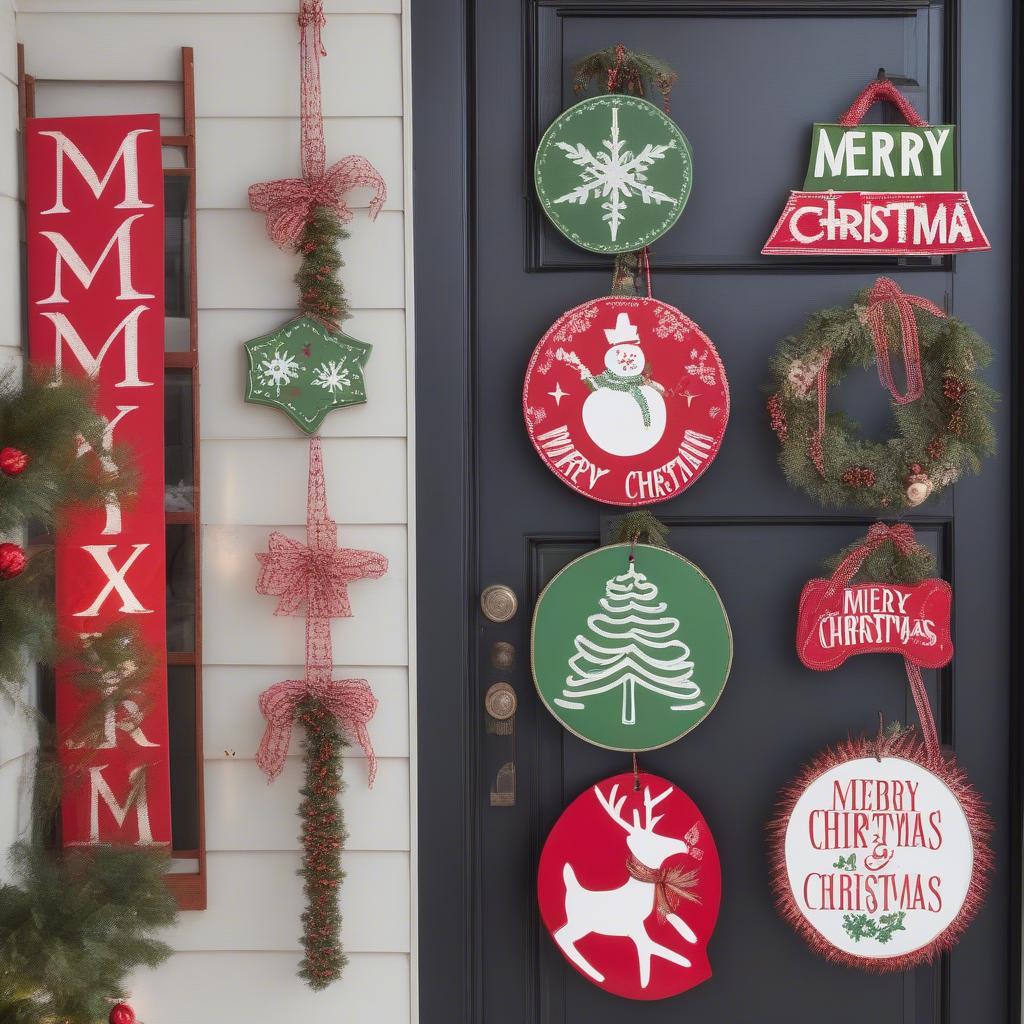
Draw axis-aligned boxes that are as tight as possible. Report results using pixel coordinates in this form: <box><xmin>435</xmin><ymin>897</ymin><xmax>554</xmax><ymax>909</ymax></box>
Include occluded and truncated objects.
<box><xmin>401</xmin><ymin>0</ymin><xmax>418</xmax><ymax>1017</ymax></box>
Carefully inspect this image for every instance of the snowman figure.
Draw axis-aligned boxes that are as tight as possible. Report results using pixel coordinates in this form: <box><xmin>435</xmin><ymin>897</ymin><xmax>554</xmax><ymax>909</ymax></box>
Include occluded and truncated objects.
<box><xmin>580</xmin><ymin>313</ymin><xmax>667</xmax><ymax>457</ymax></box>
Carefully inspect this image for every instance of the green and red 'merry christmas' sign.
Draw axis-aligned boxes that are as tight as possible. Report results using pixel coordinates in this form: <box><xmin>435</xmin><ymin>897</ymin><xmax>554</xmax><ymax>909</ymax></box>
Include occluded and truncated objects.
<box><xmin>524</xmin><ymin>297</ymin><xmax>729</xmax><ymax>506</ymax></box>
<box><xmin>763</xmin><ymin>79</ymin><xmax>988</xmax><ymax>256</ymax></box>
<box><xmin>244</xmin><ymin>316</ymin><xmax>371</xmax><ymax>433</ymax></box>
<box><xmin>538</xmin><ymin>772</ymin><xmax>721</xmax><ymax>999</ymax></box>
<box><xmin>25</xmin><ymin>114</ymin><xmax>171</xmax><ymax>847</ymax></box>
<box><xmin>531</xmin><ymin>544</ymin><xmax>731</xmax><ymax>751</ymax></box>
<box><xmin>535</xmin><ymin>94</ymin><xmax>693</xmax><ymax>254</ymax></box>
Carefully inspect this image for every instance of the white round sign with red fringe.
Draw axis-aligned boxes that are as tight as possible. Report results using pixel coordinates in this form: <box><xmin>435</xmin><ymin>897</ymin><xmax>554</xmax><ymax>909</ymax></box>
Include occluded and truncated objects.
<box><xmin>537</xmin><ymin>771</ymin><xmax>721</xmax><ymax>1000</ymax></box>
<box><xmin>523</xmin><ymin>296</ymin><xmax>729</xmax><ymax>506</ymax></box>
<box><xmin>769</xmin><ymin>731</ymin><xmax>991</xmax><ymax>971</ymax></box>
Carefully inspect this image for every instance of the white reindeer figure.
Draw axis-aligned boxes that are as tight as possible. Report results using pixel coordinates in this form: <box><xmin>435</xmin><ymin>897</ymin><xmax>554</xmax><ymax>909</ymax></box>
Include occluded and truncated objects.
<box><xmin>555</xmin><ymin>783</ymin><xmax>699</xmax><ymax>988</ymax></box>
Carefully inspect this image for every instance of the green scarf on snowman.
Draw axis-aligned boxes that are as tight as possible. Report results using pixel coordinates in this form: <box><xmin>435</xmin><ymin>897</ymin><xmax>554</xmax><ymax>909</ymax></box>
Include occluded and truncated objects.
<box><xmin>586</xmin><ymin>371</ymin><xmax>653</xmax><ymax>427</ymax></box>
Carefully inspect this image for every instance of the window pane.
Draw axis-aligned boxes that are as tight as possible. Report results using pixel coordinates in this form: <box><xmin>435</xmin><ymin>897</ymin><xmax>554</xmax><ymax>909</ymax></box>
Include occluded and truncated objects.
<box><xmin>167</xmin><ymin>665</ymin><xmax>199</xmax><ymax>852</ymax></box>
<box><xmin>164</xmin><ymin>175</ymin><xmax>191</xmax><ymax>352</ymax></box>
<box><xmin>166</xmin><ymin>524</ymin><xmax>196</xmax><ymax>653</ymax></box>
<box><xmin>165</xmin><ymin>369</ymin><xmax>194</xmax><ymax>512</ymax></box>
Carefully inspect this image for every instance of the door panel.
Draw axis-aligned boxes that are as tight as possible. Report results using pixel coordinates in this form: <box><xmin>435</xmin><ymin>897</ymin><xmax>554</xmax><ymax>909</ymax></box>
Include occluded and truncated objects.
<box><xmin>529</xmin><ymin>2</ymin><xmax>946</xmax><ymax>271</ymax></box>
<box><xmin>415</xmin><ymin>0</ymin><xmax>1016</xmax><ymax>1021</ymax></box>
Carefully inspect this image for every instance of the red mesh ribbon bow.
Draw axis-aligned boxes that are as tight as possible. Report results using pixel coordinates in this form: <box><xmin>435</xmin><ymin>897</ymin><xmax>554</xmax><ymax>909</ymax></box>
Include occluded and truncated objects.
<box><xmin>825</xmin><ymin>522</ymin><xmax>941</xmax><ymax>761</ymax></box>
<box><xmin>825</xmin><ymin>521</ymin><xmax>919</xmax><ymax>596</ymax></box>
<box><xmin>255</xmin><ymin>436</ymin><xmax>388</xmax><ymax>784</ymax></box>
<box><xmin>626</xmin><ymin>852</ymin><xmax>701</xmax><ymax>920</ymax></box>
<box><xmin>864</xmin><ymin>277</ymin><xmax>945</xmax><ymax>405</ymax></box>
<box><xmin>248</xmin><ymin>156</ymin><xmax>387</xmax><ymax>250</ymax></box>
<box><xmin>248</xmin><ymin>0</ymin><xmax>387</xmax><ymax>249</ymax></box>
<box><xmin>810</xmin><ymin>279</ymin><xmax>945</xmax><ymax>476</ymax></box>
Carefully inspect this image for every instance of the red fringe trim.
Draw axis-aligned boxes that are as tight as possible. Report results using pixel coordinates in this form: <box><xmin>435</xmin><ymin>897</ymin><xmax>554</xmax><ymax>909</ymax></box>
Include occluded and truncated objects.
<box><xmin>766</xmin><ymin>729</ymin><xmax>993</xmax><ymax>973</ymax></box>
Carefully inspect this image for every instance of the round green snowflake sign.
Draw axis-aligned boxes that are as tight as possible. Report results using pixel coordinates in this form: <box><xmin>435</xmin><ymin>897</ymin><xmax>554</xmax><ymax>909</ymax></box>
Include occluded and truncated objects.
<box><xmin>534</xmin><ymin>94</ymin><xmax>694</xmax><ymax>254</ymax></box>
<box><xmin>532</xmin><ymin>543</ymin><xmax>731</xmax><ymax>751</ymax></box>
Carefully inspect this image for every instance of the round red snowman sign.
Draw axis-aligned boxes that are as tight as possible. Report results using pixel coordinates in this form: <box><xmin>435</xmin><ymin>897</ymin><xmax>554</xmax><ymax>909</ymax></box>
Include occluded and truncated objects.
<box><xmin>523</xmin><ymin>296</ymin><xmax>729</xmax><ymax>506</ymax></box>
<box><xmin>538</xmin><ymin>771</ymin><xmax>721</xmax><ymax>1000</ymax></box>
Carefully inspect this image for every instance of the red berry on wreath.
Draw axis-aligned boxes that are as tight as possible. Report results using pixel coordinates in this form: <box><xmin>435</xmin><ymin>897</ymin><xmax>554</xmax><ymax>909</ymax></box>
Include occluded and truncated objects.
<box><xmin>109</xmin><ymin>1003</ymin><xmax>136</xmax><ymax>1024</ymax></box>
<box><xmin>766</xmin><ymin>394</ymin><xmax>787</xmax><ymax>442</ymax></box>
<box><xmin>0</xmin><ymin>542</ymin><xmax>26</xmax><ymax>580</ymax></box>
<box><xmin>943</xmin><ymin>372</ymin><xmax>967</xmax><ymax>402</ymax></box>
<box><xmin>0</xmin><ymin>447</ymin><xmax>29</xmax><ymax>476</ymax></box>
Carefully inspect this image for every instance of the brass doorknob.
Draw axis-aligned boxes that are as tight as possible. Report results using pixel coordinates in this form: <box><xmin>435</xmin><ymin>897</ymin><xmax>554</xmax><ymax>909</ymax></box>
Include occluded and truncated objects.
<box><xmin>481</xmin><ymin>584</ymin><xmax>518</xmax><ymax>623</ymax></box>
<box><xmin>485</xmin><ymin>681</ymin><xmax>518</xmax><ymax>722</ymax></box>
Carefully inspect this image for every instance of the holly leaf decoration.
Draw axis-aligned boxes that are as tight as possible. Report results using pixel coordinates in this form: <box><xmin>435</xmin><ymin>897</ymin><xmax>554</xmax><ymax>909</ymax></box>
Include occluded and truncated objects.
<box><xmin>842</xmin><ymin>910</ymin><xmax>908</xmax><ymax>944</ymax></box>
<box><xmin>875</xmin><ymin>911</ymin><xmax>907</xmax><ymax>944</ymax></box>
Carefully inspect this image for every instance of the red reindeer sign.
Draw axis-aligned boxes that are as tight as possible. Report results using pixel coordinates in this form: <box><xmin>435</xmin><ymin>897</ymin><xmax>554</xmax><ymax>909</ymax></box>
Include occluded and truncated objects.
<box><xmin>537</xmin><ymin>772</ymin><xmax>721</xmax><ymax>1000</ymax></box>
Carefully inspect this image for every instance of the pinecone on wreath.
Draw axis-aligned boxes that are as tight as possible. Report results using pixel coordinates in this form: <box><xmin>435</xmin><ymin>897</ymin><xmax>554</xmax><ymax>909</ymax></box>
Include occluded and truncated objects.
<box><xmin>786</xmin><ymin>353</ymin><xmax>824</xmax><ymax>399</ymax></box>
<box><xmin>905</xmin><ymin>465</ymin><xmax>934</xmax><ymax>507</ymax></box>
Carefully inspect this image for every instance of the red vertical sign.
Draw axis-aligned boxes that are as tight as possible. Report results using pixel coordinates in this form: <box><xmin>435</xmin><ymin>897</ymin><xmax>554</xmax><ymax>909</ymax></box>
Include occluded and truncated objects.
<box><xmin>25</xmin><ymin>115</ymin><xmax>171</xmax><ymax>847</ymax></box>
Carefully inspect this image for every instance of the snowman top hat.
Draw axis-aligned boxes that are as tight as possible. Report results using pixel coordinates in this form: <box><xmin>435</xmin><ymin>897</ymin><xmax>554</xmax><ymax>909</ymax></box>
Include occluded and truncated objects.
<box><xmin>604</xmin><ymin>313</ymin><xmax>640</xmax><ymax>346</ymax></box>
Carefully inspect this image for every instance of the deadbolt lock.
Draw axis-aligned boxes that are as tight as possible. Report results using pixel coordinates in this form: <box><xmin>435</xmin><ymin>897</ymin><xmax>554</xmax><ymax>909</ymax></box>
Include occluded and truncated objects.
<box><xmin>491</xmin><ymin>641</ymin><xmax>516</xmax><ymax>669</ymax></box>
<box><xmin>481</xmin><ymin>584</ymin><xmax>518</xmax><ymax>623</ymax></box>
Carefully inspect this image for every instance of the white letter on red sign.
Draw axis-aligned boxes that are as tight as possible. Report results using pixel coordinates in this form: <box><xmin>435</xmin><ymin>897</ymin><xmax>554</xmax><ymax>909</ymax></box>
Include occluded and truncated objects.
<box><xmin>39</xmin><ymin>128</ymin><xmax>154</xmax><ymax>215</ymax></box>
<box><xmin>74</xmin><ymin>544</ymin><xmax>153</xmax><ymax>617</ymax></box>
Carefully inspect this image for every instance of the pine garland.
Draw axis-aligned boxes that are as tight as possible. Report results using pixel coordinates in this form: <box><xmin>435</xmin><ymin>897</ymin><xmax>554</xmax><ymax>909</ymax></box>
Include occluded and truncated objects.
<box><xmin>611</xmin><ymin>509</ymin><xmax>670</xmax><ymax>548</ymax></box>
<box><xmin>0</xmin><ymin>840</ymin><xmax>176</xmax><ymax>1024</ymax></box>
<box><xmin>0</xmin><ymin>370</ymin><xmax>176</xmax><ymax>1021</ymax></box>
<box><xmin>295</xmin><ymin>205</ymin><xmax>350</xmax><ymax>333</ymax></box>
<box><xmin>0</xmin><ymin>370</ymin><xmax>135</xmax><ymax>535</ymax></box>
<box><xmin>823</xmin><ymin>531</ymin><xmax>936</xmax><ymax>586</ymax></box>
<box><xmin>766</xmin><ymin>288</ymin><xmax>997</xmax><ymax>510</ymax></box>
<box><xmin>297</xmin><ymin>697</ymin><xmax>349</xmax><ymax>989</ymax></box>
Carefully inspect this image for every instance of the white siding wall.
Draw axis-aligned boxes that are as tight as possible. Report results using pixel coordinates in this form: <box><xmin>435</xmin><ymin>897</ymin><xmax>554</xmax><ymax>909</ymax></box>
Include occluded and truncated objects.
<box><xmin>14</xmin><ymin>2</ymin><xmax>417</xmax><ymax>1021</ymax></box>
<box><xmin>0</xmin><ymin>0</ymin><xmax>35</xmax><ymax>863</ymax></box>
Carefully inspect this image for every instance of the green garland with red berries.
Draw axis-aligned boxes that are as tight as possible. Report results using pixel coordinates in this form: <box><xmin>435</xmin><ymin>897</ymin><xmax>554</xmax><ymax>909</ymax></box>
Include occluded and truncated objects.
<box><xmin>0</xmin><ymin>370</ymin><xmax>177</xmax><ymax>1024</ymax></box>
<box><xmin>766</xmin><ymin>279</ymin><xmax>996</xmax><ymax>510</ymax></box>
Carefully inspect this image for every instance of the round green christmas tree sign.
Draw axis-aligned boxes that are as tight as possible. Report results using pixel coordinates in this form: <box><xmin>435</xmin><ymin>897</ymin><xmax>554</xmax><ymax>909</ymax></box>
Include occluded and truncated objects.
<box><xmin>534</xmin><ymin>94</ymin><xmax>693</xmax><ymax>254</ymax></box>
<box><xmin>532</xmin><ymin>543</ymin><xmax>731</xmax><ymax>751</ymax></box>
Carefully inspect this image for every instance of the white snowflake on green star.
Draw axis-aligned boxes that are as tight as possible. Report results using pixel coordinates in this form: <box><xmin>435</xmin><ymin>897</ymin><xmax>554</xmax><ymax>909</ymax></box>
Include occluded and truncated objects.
<box><xmin>258</xmin><ymin>350</ymin><xmax>301</xmax><ymax>395</ymax></box>
<box><xmin>312</xmin><ymin>360</ymin><xmax>352</xmax><ymax>395</ymax></box>
<box><xmin>553</xmin><ymin>104</ymin><xmax>676</xmax><ymax>243</ymax></box>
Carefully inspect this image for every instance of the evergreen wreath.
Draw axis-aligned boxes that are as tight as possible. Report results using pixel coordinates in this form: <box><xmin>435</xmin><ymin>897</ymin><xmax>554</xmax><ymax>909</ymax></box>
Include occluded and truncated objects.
<box><xmin>766</xmin><ymin>277</ymin><xmax>996</xmax><ymax>510</ymax></box>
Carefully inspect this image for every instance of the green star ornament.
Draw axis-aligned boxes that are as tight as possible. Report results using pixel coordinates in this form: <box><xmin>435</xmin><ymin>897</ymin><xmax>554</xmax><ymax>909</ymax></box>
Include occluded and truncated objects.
<box><xmin>244</xmin><ymin>316</ymin><xmax>371</xmax><ymax>434</ymax></box>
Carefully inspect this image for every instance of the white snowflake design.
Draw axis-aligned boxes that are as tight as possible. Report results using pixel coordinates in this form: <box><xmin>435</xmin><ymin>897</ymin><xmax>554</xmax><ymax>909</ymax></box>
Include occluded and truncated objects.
<box><xmin>311</xmin><ymin>360</ymin><xmax>352</xmax><ymax>395</ymax></box>
<box><xmin>258</xmin><ymin>350</ymin><xmax>301</xmax><ymax>395</ymax></box>
<box><xmin>685</xmin><ymin>350</ymin><xmax>717</xmax><ymax>387</ymax></box>
<box><xmin>553</xmin><ymin>104</ymin><xmax>676</xmax><ymax>242</ymax></box>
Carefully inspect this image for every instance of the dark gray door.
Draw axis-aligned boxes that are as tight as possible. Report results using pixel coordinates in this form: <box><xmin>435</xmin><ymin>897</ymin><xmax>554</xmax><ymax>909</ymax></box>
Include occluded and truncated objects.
<box><xmin>414</xmin><ymin>1</ymin><xmax>1020</xmax><ymax>1021</ymax></box>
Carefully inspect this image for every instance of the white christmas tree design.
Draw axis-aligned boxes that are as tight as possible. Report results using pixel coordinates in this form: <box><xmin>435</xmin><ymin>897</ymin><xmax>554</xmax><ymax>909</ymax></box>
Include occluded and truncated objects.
<box><xmin>553</xmin><ymin>104</ymin><xmax>677</xmax><ymax>242</ymax></box>
<box><xmin>556</xmin><ymin>562</ymin><xmax>703</xmax><ymax>726</ymax></box>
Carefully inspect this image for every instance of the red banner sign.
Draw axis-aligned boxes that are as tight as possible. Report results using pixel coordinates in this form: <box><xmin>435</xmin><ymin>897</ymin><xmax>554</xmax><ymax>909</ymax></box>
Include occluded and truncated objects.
<box><xmin>762</xmin><ymin>190</ymin><xmax>990</xmax><ymax>256</ymax></box>
<box><xmin>796</xmin><ymin>579</ymin><xmax>953</xmax><ymax>672</ymax></box>
<box><xmin>26</xmin><ymin>115</ymin><xmax>170</xmax><ymax>847</ymax></box>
